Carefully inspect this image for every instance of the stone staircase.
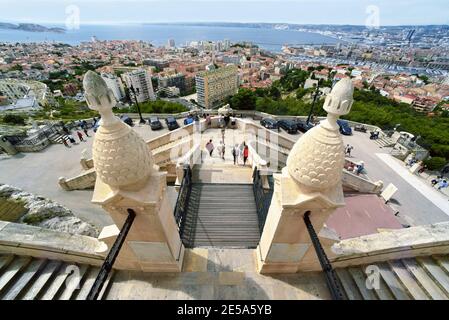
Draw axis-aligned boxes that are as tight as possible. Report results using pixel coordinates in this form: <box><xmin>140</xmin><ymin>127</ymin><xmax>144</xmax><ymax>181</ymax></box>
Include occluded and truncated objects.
<box><xmin>47</xmin><ymin>132</ymin><xmax>70</xmax><ymax>144</ymax></box>
<box><xmin>181</xmin><ymin>183</ymin><xmax>261</xmax><ymax>248</ymax></box>
<box><xmin>0</xmin><ymin>254</ymin><xmax>112</xmax><ymax>300</ymax></box>
<box><xmin>336</xmin><ymin>255</ymin><xmax>449</xmax><ymax>300</ymax></box>
<box><xmin>373</xmin><ymin>136</ymin><xmax>395</xmax><ymax>148</ymax></box>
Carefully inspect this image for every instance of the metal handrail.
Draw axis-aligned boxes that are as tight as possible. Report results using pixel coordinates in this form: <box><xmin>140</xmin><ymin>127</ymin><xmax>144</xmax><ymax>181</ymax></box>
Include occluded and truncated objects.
<box><xmin>86</xmin><ymin>208</ymin><xmax>136</xmax><ymax>300</ymax></box>
<box><xmin>252</xmin><ymin>167</ymin><xmax>273</xmax><ymax>233</ymax></box>
<box><xmin>173</xmin><ymin>164</ymin><xmax>193</xmax><ymax>238</ymax></box>
<box><xmin>303</xmin><ymin>211</ymin><xmax>346</xmax><ymax>300</ymax></box>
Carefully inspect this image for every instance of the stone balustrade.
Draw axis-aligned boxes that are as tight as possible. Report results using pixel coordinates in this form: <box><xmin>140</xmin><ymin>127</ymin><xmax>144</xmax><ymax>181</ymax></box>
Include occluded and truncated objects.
<box><xmin>328</xmin><ymin>221</ymin><xmax>449</xmax><ymax>270</ymax></box>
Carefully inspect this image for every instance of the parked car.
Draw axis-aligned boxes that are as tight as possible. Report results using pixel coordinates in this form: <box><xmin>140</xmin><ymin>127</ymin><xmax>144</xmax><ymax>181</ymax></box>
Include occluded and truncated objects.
<box><xmin>278</xmin><ymin>119</ymin><xmax>298</xmax><ymax>134</ymax></box>
<box><xmin>260</xmin><ymin>118</ymin><xmax>279</xmax><ymax>130</ymax></box>
<box><xmin>337</xmin><ymin>119</ymin><xmax>352</xmax><ymax>135</ymax></box>
<box><xmin>184</xmin><ymin>116</ymin><xmax>194</xmax><ymax>125</ymax></box>
<box><xmin>120</xmin><ymin>115</ymin><xmax>134</xmax><ymax>127</ymax></box>
<box><xmin>165</xmin><ymin>117</ymin><xmax>180</xmax><ymax>131</ymax></box>
<box><xmin>148</xmin><ymin>117</ymin><xmax>163</xmax><ymax>130</ymax></box>
<box><xmin>295</xmin><ymin>119</ymin><xmax>315</xmax><ymax>133</ymax></box>
<box><xmin>354</xmin><ymin>124</ymin><xmax>367</xmax><ymax>133</ymax></box>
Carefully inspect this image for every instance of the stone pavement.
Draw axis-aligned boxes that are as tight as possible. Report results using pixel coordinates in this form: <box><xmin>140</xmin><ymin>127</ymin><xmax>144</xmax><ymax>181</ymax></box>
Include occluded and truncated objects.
<box><xmin>376</xmin><ymin>153</ymin><xmax>449</xmax><ymax>216</ymax></box>
<box><xmin>340</xmin><ymin>131</ymin><xmax>449</xmax><ymax>226</ymax></box>
<box><xmin>106</xmin><ymin>248</ymin><xmax>330</xmax><ymax>300</ymax></box>
<box><xmin>0</xmin><ymin>123</ymin><xmax>172</xmax><ymax>228</ymax></box>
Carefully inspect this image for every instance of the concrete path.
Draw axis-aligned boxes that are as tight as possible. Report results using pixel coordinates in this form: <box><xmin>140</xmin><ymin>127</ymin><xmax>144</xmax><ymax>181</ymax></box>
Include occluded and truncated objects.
<box><xmin>376</xmin><ymin>153</ymin><xmax>449</xmax><ymax>216</ymax></box>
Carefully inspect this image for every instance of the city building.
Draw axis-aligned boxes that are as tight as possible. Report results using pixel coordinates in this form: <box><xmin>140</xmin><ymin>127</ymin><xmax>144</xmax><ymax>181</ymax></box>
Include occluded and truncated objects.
<box><xmin>195</xmin><ymin>65</ymin><xmax>239</xmax><ymax>108</ymax></box>
<box><xmin>158</xmin><ymin>73</ymin><xmax>186</xmax><ymax>94</ymax></box>
<box><xmin>122</xmin><ymin>69</ymin><xmax>156</xmax><ymax>103</ymax></box>
<box><xmin>101</xmin><ymin>73</ymin><xmax>126</xmax><ymax>101</ymax></box>
<box><xmin>143</xmin><ymin>58</ymin><xmax>170</xmax><ymax>70</ymax></box>
<box><xmin>167</xmin><ymin>39</ymin><xmax>175</xmax><ymax>48</ymax></box>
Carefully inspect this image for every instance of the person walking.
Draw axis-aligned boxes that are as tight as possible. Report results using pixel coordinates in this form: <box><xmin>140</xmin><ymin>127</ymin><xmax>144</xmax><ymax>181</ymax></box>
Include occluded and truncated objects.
<box><xmin>243</xmin><ymin>144</ymin><xmax>249</xmax><ymax>166</ymax></box>
<box><xmin>206</xmin><ymin>139</ymin><xmax>214</xmax><ymax>157</ymax></box>
<box><xmin>62</xmin><ymin>138</ymin><xmax>70</xmax><ymax>148</ymax></box>
<box><xmin>83</xmin><ymin>127</ymin><xmax>89</xmax><ymax>137</ymax></box>
<box><xmin>77</xmin><ymin>130</ymin><xmax>84</xmax><ymax>142</ymax></box>
<box><xmin>345</xmin><ymin>144</ymin><xmax>353</xmax><ymax>157</ymax></box>
<box><xmin>239</xmin><ymin>141</ymin><xmax>245</xmax><ymax>165</ymax></box>
<box><xmin>232</xmin><ymin>144</ymin><xmax>238</xmax><ymax>165</ymax></box>
<box><xmin>68</xmin><ymin>135</ymin><xmax>77</xmax><ymax>145</ymax></box>
<box><xmin>219</xmin><ymin>140</ymin><xmax>225</xmax><ymax>160</ymax></box>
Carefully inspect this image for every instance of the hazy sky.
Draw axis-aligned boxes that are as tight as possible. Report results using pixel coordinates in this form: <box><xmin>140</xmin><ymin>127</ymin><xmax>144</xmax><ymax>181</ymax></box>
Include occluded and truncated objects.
<box><xmin>0</xmin><ymin>0</ymin><xmax>448</xmax><ymax>26</ymax></box>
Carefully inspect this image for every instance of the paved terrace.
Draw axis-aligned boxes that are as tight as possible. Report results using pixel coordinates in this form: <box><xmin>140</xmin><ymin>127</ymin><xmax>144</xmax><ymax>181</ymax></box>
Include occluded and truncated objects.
<box><xmin>270</xmin><ymin>121</ymin><xmax>449</xmax><ymax>227</ymax></box>
<box><xmin>106</xmin><ymin>248</ymin><xmax>330</xmax><ymax>300</ymax></box>
<box><xmin>0</xmin><ymin>117</ymin><xmax>448</xmax><ymax>229</ymax></box>
<box><xmin>0</xmin><ymin>123</ymin><xmax>173</xmax><ymax>228</ymax></box>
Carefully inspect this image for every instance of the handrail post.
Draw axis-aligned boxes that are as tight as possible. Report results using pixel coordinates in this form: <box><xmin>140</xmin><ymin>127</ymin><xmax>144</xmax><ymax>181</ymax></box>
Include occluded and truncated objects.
<box><xmin>87</xmin><ymin>208</ymin><xmax>136</xmax><ymax>300</ymax></box>
<box><xmin>303</xmin><ymin>212</ymin><xmax>346</xmax><ymax>300</ymax></box>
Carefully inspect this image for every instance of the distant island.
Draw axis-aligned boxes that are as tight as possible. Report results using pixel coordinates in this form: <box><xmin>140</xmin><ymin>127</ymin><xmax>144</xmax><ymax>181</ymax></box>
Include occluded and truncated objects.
<box><xmin>0</xmin><ymin>23</ymin><xmax>65</xmax><ymax>33</ymax></box>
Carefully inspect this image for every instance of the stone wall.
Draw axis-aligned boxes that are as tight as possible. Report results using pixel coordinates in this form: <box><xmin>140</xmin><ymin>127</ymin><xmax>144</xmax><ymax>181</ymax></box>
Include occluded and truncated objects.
<box><xmin>59</xmin><ymin>169</ymin><xmax>97</xmax><ymax>191</ymax></box>
<box><xmin>329</xmin><ymin>222</ymin><xmax>449</xmax><ymax>269</ymax></box>
<box><xmin>0</xmin><ymin>220</ymin><xmax>106</xmax><ymax>266</ymax></box>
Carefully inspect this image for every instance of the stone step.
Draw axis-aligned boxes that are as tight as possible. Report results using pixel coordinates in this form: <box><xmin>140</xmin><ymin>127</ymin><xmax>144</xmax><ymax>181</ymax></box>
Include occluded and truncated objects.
<box><xmin>1</xmin><ymin>258</ymin><xmax>46</xmax><ymax>300</ymax></box>
<box><xmin>40</xmin><ymin>263</ymin><xmax>74</xmax><ymax>300</ymax></box>
<box><xmin>74</xmin><ymin>267</ymin><xmax>100</xmax><ymax>300</ymax></box>
<box><xmin>57</xmin><ymin>264</ymin><xmax>89</xmax><ymax>300</ymax></box>
<box><xmin>335</xmin><ymin>268</ymin><xmax>363</xmax><ymax>300</ymax></box>
<box><xmin>0</xmin><ymin>256</ymin><xmax>31</xmax><ymax>294</ymax></box>
<box><xmin>0</xmin><ymin>255</ymin><xmax>14</xmax><ymax>272</ymax></box>
<box><xmin>418</xmin><ymin>257</ymin><xmax>449</xmax><ymax>296</ymax></box>
<box><xmin>388</xmin><ymin>260</ymin><xmax>429</xmax><ymax>300</ymax></box>
<box><xmin>347</xmin><ymin>267</ymin><xmax>378</xmax><ymax>300</ymax></box>
<box><xmin>22</xmin><ymin>260</ymin><xmax>62</xmax><ymax>300</ymax></box>
<box><xmin>402</xmin><ymin>258</ymin><xmax>448</xmax><ymax>300</ymax></box>
<box><xmin>377</xmin><ymin>262</ymin><xmax>411</xmax><ymax>300</ymax></box>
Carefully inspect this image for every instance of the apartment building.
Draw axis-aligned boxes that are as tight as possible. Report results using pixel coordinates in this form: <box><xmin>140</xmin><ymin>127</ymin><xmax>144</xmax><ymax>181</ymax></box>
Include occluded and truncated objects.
<box><xmin>122</xmin><ymin>69</ymin><xmax>156</xmax><ymax>103</ymax></box>
<box><xmin>195</xmin><ymin>65</ymin><xmax>239</xmax><ymax>108</ymax></box>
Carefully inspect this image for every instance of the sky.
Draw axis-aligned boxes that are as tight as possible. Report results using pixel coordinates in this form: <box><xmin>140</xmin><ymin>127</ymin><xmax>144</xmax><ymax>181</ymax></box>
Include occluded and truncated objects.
<box><xmin>0</xmin><ymin>0</ymin><xmax>448</xmax><ymax>26</ymax></box>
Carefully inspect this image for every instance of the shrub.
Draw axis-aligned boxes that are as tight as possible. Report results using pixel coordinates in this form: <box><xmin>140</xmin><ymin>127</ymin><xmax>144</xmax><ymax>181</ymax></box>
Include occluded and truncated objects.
<box><xmin>424</xmin><ymin>157</ymin><xmax>447</xmax><ymax>171</ymax></box>
<box><xmin>2</xmin><ymin>114</ymin><xmax>26</xmax><ymax>125</ymax></box>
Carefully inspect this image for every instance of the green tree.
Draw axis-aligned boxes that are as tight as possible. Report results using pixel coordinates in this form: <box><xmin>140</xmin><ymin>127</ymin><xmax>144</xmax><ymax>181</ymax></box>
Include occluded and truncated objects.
<box><xmin>2</xmin><ymin>114</ymin><xmax>26</xmax><ymax>125</ymax></box>
<box><xmin>229</xmin><ymin>88</ymin><xmax>257</xmax><ymax>110</ymax></box>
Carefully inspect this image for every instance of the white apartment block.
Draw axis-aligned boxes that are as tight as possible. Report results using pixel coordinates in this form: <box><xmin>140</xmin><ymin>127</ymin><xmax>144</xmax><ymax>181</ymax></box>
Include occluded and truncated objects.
<box><xmin>122</xmin><ymin>69</ymin><xmax>156</xmax><ymax>103</ymax></box>
<box><xmin>101</xmin><ymin>73</ymin><xmax>126</xmax><ymax>101</ymax></box>
<box><xmin>195</xmin><ymin>65</ymin><xmax>239</xmax><ymax>109</ymax></box>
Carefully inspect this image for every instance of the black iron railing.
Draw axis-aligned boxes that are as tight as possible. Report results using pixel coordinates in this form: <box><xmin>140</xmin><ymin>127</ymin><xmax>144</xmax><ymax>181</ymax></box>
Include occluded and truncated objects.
<box><xmin>174</xmin><ymin>164</ymin><xmax>193</xmax><ymax>238</ymax></box>
<box><xmin>252</xmin><ymin>167</ymin><xmax>274</xmax><ymax>233</ymax></box>
<box><xmin>86</xmin><ymin>208</ymin><xmax>136</xmax><ymax>300</ymax></box>
<box><xmin>303</xmin><ymin>211</ymin><xmax>346</xmax><ymax>300</ymax></box>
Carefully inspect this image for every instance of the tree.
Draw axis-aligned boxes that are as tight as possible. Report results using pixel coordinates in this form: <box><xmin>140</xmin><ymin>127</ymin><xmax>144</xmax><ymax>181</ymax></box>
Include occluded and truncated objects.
<box><xmin>2</xmin><ymin>114</ymin><xmax>25</xmax><ymax>125</ymax></box>
<box><xmin>229</xmin><ymin>88</ymin><xmax>257</xmax><ymax>110</ymax></box>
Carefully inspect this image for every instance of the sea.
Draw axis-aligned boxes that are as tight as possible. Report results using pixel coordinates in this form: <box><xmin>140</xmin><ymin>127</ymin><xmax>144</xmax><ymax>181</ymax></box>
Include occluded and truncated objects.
<box><xmin>0</xmin><ymin>24</ymin><xmax>341</xmax><ymax>52</ymax></box>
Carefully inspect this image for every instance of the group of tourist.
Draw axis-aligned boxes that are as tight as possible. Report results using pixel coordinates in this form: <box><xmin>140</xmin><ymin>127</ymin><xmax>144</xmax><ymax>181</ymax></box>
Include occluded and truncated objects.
<box><xmin>431</xmin><ymin>176</ymin><xmax>449</xmax><ymax>191</ymax></box>
<box><xmin>205</xmin><ymin>139</ymin><xmax>249</xmax><ymax>166</ymax></box>
<box><xmin>61</xmin><ymin>120</ymin><xmax>90</xmax><ymax>148</ymax></box>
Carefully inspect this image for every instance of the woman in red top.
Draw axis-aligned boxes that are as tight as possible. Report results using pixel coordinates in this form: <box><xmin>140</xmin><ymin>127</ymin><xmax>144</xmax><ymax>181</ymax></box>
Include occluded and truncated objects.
<box><xmin>243</xmin><ymin>144</ymin><xmax>249</xmax><ymax>166</ymax></box>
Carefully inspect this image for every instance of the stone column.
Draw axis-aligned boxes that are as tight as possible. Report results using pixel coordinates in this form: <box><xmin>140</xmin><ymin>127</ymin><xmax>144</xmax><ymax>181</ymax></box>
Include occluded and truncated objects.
<box><xmin>84</xmin><ymin>71</ymin><xmax>184</xmax><ymax>272</ymax></box>
<box><xmin>256</xmin><ymin>78</ymin><xmax>354</xmax><ymax>274</ymax></box>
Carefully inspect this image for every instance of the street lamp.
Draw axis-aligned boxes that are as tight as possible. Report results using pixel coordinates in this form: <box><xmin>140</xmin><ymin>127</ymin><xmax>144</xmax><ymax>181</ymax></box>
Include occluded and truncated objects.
<box><xmin>306</xmin><ymin>84</ymin><xmax>322</xmax><ymax>125</ymax></box>
<box><xmin>129</xmin><ymin>85</ymin><xmax>146</xmax><ymax>124</ymax></box>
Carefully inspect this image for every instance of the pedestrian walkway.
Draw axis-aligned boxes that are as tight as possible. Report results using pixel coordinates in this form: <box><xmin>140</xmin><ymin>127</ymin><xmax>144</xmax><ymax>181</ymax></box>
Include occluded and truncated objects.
<box><xmin>376</xmin><ymin>153</ymin><xmax>449</xmax><ymax>216</ymax></box>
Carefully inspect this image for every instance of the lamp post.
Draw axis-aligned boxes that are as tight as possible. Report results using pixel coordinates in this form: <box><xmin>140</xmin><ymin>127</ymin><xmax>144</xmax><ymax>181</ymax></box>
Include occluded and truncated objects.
<box><xmin>129</xmin><ymin>85</ymin><xmax>146</xmax><ymax>124</ymax></box>
<box><xmin>307</xmin><ymin>84</ymin><xmax>322</xmax><ymax>125</ymax></box>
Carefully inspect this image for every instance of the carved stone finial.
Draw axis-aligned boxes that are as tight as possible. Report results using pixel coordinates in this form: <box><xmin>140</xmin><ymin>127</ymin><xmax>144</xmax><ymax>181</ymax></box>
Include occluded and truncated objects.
<box><xmin>83</xmin><ymin>71</ymin><xmax>155</xmax><ymax>190</ymax></box>
<box><xmin>286</xmin><ymin>78</ymin><xmax>354</xmax><ymax>190</ymax></box>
